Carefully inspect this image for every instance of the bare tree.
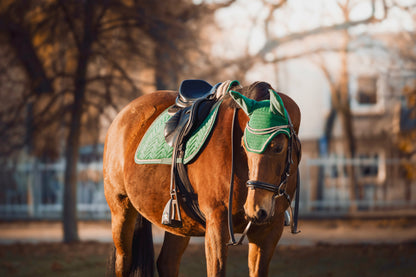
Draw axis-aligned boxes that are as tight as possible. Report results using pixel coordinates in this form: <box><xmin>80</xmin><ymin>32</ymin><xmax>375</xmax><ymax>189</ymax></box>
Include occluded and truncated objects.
<box><xmin>0</xmin><ymin>0</ymin><xmax>226</xmax><ymax>242</ymax></box>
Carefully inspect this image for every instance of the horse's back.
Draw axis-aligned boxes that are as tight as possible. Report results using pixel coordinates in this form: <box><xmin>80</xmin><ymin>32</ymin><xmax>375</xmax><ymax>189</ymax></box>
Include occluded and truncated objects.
<box><xmin>103</xmin><ymin>91</ymin><xmax>176</xmax><ymax>196</ymax></box>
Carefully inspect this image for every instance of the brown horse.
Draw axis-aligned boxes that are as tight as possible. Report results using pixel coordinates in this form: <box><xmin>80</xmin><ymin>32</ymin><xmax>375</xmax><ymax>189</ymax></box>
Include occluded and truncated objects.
<box><xmin>103</xmin><ymin>81</ymin><xmax>301</xmax><ymax>277</ymax></box>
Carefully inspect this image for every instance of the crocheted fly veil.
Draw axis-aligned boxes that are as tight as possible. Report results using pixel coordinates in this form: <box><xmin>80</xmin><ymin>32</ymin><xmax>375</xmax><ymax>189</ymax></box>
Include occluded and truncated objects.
<box><xmin>229</xmin><ymin>89</ymin><xmax>290</xmax><ymax>153</ymax></box>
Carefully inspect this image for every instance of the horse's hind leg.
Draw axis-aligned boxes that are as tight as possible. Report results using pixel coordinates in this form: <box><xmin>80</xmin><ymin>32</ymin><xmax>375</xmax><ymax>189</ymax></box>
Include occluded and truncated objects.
<box><xmin>157</xmin><ymin>232</ymin><xmax>190</xmax><ymax>277</ymax></box>
<box><xmin>107</xmin><ymin>195</ymin><xmax>138</xmax><ymax>277</ymax></box>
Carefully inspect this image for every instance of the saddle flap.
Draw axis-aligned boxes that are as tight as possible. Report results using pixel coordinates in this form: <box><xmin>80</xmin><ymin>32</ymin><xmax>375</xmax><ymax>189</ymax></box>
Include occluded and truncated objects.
<box><xmin>164</xmin><ymin>100</ymin><xmax>214</xmax><ymax>147</ymax></box>
<box><xmin>164</xmin><ymin>109</ymin><xmax>189</xmax><ymax>147</ymax></box>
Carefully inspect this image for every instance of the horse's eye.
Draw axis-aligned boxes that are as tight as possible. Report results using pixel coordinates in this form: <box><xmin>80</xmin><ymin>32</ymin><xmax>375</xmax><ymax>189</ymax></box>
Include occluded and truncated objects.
<box><xmin>273</xmin><ymin>145</ymin><xmax>283</xmax><ymax>153</ymax></box>
<box><xmin>270</xmin><ymin>141</ymin><xmax>284</xmax><ymax>153</ymax></box>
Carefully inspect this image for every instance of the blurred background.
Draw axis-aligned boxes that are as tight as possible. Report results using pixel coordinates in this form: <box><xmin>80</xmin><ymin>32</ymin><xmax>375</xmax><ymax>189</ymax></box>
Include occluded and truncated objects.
<box><xmin>0</xmin><ymin>0</ymin><xmax>415</xmax><ymax>276</ymax></box>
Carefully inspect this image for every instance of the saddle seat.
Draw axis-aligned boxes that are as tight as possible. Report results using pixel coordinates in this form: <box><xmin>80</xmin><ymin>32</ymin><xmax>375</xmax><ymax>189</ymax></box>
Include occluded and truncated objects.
<box><xmin>176</xmin><ymin>79</ymin><xmax>215</xmax><ymax>108</ymax></box>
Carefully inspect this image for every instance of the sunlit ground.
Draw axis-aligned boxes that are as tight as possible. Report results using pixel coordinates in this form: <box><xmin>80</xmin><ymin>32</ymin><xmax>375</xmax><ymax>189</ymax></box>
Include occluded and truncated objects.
<box><xmin>0</xmin><ymin>218</ymin><xmax>415</xmax><ymax>276</ymax></box>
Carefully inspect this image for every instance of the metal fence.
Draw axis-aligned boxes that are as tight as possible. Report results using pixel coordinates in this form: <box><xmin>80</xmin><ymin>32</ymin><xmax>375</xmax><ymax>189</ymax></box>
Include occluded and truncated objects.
<box><xmin>1</xmin><ymin>156</ymin><xmax>415</xmax><ymax>220</ymax></box>
<box><xmin>0</xmin><ymin>160</ymin><xmax>110</xmax><ymax>220</ymax></box>
<box><xmin>300</xmin><ymin>156</ymin><xmax>416</xmax><ymax>217</ymax></box>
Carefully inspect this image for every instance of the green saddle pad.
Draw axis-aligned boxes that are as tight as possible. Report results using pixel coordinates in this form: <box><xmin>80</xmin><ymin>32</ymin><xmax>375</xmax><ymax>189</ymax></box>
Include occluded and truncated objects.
<box><xmin>135</xmin><ymin>101</ymin><xmax>222</xmax><ymax>165</ymax></box>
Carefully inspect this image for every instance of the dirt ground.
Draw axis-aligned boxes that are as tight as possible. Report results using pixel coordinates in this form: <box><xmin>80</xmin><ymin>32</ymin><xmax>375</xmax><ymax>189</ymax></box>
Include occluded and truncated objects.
<box><xmin>1</xmin><ymin>217</ymin><xmax>416</xmax><ymax>245</ymax></box>
<box><xmin>0</xmin><ymin>241</ymin><xmax>415</xmax><ymax>276</ymax></box>
<box><xmin>0</xmin><ymin>218</ymin><xmax>415</xmax><ymax>276</ymax></box>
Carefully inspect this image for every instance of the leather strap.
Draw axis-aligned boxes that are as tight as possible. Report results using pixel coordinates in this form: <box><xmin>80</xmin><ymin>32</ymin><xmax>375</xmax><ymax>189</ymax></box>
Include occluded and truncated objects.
<box><xmin>291</xmin><ymin>170</ymin><xmax>301</xmax><ymax>234</ymax></box>
<box><xmin>227</xmin><ymin>109</ymin><xmax>237</xmax><ymax>244</ymax></box>
<box><xmin>170</xmin><ymin>99</ymin><xmax>210</xmax><ymax>227</ymax></box>
<box><xmin>228</xmin><ymin>108</ymin><xmax>252</xmax><ymax>246</ymax></box>
<box><xmin>246</xmin><ymin>180</ymin><xmax>280</xmax><ymax>194</ymax></box>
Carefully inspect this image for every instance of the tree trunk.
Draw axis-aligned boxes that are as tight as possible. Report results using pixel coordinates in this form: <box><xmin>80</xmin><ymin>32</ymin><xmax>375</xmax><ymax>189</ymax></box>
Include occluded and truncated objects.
<box><xmin>62</xmin><ymin>0</ymin><xmax>94</xmax><ymax>243</ymax></box>
<box><xmin>316</xmin><ymin>107</ymin><xmax>337</xmax><ymax>209</ymax></box>
<box><xmin>63</xmin><ymin>100</ymin><xmax>82</xmax><ymax>242</ymax></box>
<box><xmin>339</xmin><ymin>29</ymin><xmax>358</xmax><ymax>212</ymax></box>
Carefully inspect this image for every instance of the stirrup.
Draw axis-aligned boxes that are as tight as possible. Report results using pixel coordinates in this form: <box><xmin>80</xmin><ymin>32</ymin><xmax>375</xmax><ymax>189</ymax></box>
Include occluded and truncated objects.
<box><xmin>284</xmin><ymin>209</ymin><xmax>291</xmax><ymax>226</ymax></box>
<box><xmin>285</xmin><ymin>205</ymin><xmax>301</xmax><ymax>234</ymax></box>
<box><xmin>161</xmin><ymin>197</ymin><xmax>182</xmax><ymax>228</ymax></box>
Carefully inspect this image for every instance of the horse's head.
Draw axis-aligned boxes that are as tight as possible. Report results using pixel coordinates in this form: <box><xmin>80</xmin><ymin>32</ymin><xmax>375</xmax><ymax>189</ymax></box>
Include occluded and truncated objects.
<box><xmin>230</xmin><ymin>88</ymin><xmax>299</xmax><ymax>225</ymax></box>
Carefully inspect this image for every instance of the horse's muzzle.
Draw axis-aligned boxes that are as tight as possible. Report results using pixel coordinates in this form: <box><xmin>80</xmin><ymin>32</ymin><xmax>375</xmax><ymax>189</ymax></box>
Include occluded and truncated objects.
<box><xmin>245</xmin><ymin>208</ymin><xmax>270</xmax><ymax>225</ymax></box>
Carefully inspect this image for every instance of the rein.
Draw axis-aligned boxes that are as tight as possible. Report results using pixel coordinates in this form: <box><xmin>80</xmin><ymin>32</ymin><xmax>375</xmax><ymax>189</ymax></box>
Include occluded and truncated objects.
<box><xmin>227</xmin><ymin>108</ymin><xmax>301</xmax><ymax>245</ymax></box>
<box><xmin>228</xmin><ymin>109</ymin><xmax>252</xmax><ymax>245</ymax></box>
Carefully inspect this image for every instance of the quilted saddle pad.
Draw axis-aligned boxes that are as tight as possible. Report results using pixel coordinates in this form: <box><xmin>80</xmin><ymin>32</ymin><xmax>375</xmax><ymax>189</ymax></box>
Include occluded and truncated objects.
<box><xmin>135</xmin><ymin>101</ymin><xmax>222</xmax><ymax>165</ymax></box>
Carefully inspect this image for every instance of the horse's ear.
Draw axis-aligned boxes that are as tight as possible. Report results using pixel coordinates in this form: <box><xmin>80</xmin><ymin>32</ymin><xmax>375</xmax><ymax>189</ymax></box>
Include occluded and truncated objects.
<box><xmin>269</xmin><ymin>89</ymin><xmax>285</xmax><ymax>117</ymax></box>
<box><xmin>229</xmin><ymin>90</ymin><xmax>256</xmax><ymax>115</ymax></box>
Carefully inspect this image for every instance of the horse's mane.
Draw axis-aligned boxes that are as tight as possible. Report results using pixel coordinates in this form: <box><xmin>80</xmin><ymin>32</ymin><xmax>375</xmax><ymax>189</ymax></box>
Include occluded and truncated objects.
<box><xmin>227</xmin><ymin>81</ymin><xmax>273</xmax><ymax>109</ymax></box>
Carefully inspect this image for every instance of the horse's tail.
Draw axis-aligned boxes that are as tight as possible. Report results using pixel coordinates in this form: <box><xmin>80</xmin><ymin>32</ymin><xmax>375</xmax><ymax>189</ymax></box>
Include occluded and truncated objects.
<box><xmin>130</xmin><ymin>213</ymin><xmax>154</xmax><ymax>277</ymax></box>
<box><xmin>106</xmin><ymin>213</ymin><xmax>154</xmax><ymax>277</ymax></box>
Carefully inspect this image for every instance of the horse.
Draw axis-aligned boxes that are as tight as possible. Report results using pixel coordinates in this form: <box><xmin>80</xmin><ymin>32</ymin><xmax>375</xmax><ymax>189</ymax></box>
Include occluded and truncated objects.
<box><xmin>103</xmin><ymin>81</ymin><xmax>301</xmax><ymax>277</ymax></box>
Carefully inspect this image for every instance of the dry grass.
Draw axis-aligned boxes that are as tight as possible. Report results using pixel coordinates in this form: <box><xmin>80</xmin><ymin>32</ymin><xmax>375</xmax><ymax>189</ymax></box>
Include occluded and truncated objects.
<box><xmin>0</xmin><ymin>241</ymin><xmax>415</xmax><ymax>276</ymax></box>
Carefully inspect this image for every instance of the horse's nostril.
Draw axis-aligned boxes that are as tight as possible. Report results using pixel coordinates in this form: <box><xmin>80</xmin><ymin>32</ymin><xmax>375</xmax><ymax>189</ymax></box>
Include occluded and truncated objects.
<box><xmin>257</xmin><ymin>209</ymin><xmax>267</xmax><ymax>221</ymax></box>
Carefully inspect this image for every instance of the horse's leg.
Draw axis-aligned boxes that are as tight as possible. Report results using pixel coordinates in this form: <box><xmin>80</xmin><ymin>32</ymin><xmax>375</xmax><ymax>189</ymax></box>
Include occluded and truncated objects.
<box><xmin>204</xmin><ymin>208</ymin><xmax>229</xmax><ymax>277</ymax></box>
<box><xmin>109</xmin><ymin>196</ymin><xmax>138</xmax><ymax>277</ymax></box>
<box><xmin>157</xmin><ymin>232</ymin><xmax>190</xmax><ymax>277</ymax></box>
<box><xmin>247</xmin><ymin>214</ymin><xmax>285</xmax><ymax>277</ymax></box>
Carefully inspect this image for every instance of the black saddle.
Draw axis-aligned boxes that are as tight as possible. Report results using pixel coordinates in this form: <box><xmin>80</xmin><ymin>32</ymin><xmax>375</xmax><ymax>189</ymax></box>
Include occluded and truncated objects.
<box><xmin>176</xmin><ymin>79</ymin><xmax>215</xmax><ymax>108</ymax></box>
<box><xmin>162</xmin><ymin>80</ymin><xmax>222</xmax><ymax>228</ymax></box>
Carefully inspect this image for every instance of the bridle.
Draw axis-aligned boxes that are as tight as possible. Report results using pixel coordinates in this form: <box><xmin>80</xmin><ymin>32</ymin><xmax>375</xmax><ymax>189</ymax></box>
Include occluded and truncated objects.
<box><xmin>246</xmin><ymin>113</ymin><xmax>301</xmax><ymax>233</ymax></box>
<box><xmin>246</xmin><ymin>110</ymin><xmax>299</xmax><ymax>200</ymax></box>
<box><xmin>228</xmin><ymin>108</ymin><xmax>301</xmax><ymax>246</ymax></box>
<box><xmin>245</xmin><ymin>122</ymin><xmax>294</xmax><ymax>201</ymax></box>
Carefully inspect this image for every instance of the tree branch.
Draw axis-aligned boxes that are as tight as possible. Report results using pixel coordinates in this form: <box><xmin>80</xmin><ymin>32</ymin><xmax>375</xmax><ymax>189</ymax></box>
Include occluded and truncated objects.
<box><xmin>57</xmin><ymin>0</ymin><xmax>81</xmax><ymax>50</ymax></box>
<box><xmin>258</xmin><ymin>0</ymin><xmax>389</xmax><ymax>57</ymax></box>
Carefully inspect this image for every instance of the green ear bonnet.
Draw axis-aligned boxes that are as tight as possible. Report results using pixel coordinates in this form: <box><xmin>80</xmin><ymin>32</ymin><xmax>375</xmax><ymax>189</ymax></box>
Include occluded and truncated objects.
<box><xmin>229</xmin><ymin>89</ymin><xmax>290</xmax><ymax>154</ymax></box>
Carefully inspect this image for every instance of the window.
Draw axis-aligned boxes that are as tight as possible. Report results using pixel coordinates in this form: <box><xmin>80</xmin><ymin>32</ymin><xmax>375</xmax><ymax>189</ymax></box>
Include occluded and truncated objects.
<box><xmin>357</xmin><ymin>153</ymin><xmax>379</xmax><ymax>178</ymax></box>
<box><xmin>357</xmin><ymin>76</ymin><xmax>378</xmax><ymax>105</ymax></box>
